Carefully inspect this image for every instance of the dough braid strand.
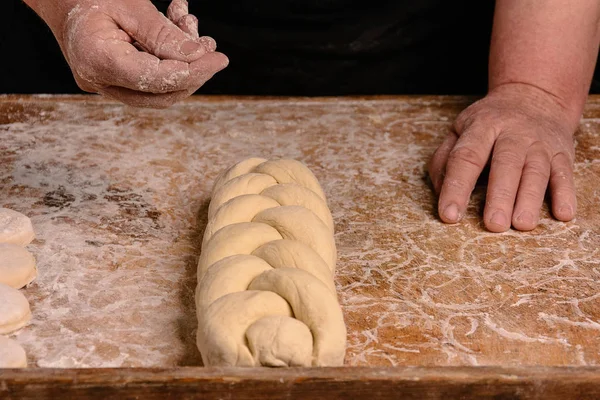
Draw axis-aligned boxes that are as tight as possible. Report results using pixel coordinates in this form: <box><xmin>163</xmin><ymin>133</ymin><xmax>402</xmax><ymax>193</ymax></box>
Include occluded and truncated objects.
<box><xmin>196</xmin><ymin>158</ymin><xmax>346</xmax><ymax>367</ymax></box>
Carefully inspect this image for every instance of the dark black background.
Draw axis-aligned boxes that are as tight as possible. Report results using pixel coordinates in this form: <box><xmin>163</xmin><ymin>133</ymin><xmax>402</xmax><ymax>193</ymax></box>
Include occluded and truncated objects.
<box><xmin>2</xmin><ymin>0</ymin><xmax>600</xmax><ymax>96</ymax></box>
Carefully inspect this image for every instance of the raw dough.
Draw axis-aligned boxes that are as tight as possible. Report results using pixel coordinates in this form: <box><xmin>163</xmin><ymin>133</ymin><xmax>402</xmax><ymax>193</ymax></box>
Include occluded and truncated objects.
<box><xmin>196</xmin><ymin>158</ymin><xmax>346</xmax><ymax>367</ymax></box>
<box><xmin>0</xmin><ymin>208</ymin><xmax>35</xmax><ymax>246</ymax></box>
<box><xmin>0</xmin><ymin>283</ymin><xmax>32</xmax><ymax>334</ymax></box>
<box><xmin>0</xmin><ymin>336</ymin><xmax>27</xmax><ymax>368</ymax></box>
<box><xmin>0</xmin><ymin>243</ymin><xmax>37</xmax><ymax>289</ymax></box>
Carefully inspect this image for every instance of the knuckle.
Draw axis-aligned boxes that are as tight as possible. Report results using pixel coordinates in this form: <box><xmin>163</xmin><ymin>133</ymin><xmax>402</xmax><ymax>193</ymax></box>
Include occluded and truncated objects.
<box><xmin>442</xmin><ymin>177</ymin><xmax>472</xmax><ymax>193</ymax></box>
<box><xmin>552</xmin><ymin>151</ymin><xmax>575</xmax><ymax>168</ymax></box>
<box><xmin>492</xmin><ymin>149</ymin><xmax>524</xmax><ymax>168</ymax></box>
<box><xmin>448</xmin><ymin>146</ymin><xmax>485</xmax><ymax>170</ymax></box>
<box><xmin>487</xmin><ymin>187</ymin><xmax>515</xmax><ymax>203</ymax></box>
<box><xmin>517</xmin><ymin>187</ymin><xmax>544</xmax><ymax>202</ymax></box>
<box><xmin>163</xmin><ymin>29</ymin><xmax>180</xmax><ymax>47</ymax></box>
<box><xmin>149</xmin><ymin>24</ymin><xmax>175</xmax><ymax>54</ymax></box>
<box><xmin>496</xmin><ymin>134</ymin><xmax>521</xmax><ymax>147</ymax></box>
<box><xmin>529</xmin><ymin>139</ymin><xmax>552</xmax><ymax>154</ymax></box>
<box><xmin>453</xmin><ymin>113</ymin><xmax>469</xmax><ymax>133</ymax></box>
<box><xmin>551</xmin><ymin>165</ymin><xmax>573</xmax><ymax>181</ymax></box>
<box><xmin>454</xmin><ymin>103</ymin><xmax>499</xmax><ymax>133</ymax></box>
<box><xmin>523</xmin><ymin>160</ymin><xmax>550</xmax><ymax>181</ymax></box>
<box><xmin>453</xmin><ymin>111</ymin><xmax>478</xmax><ymax>134</ymax></box>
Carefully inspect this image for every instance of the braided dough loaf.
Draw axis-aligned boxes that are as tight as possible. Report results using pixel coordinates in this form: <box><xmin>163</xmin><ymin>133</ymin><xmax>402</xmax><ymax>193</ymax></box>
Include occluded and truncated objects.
<box><xmin>196</xmin><ymin>158</ymin><xmax>346</xmax><ymax>367</ymax></box>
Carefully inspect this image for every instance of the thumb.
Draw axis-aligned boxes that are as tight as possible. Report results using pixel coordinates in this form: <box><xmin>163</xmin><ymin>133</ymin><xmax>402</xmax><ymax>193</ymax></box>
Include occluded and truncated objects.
<box><xmin>115</xmin><ymin>2</ymin><xmax>209</xmax><ymax>62</ymax></box>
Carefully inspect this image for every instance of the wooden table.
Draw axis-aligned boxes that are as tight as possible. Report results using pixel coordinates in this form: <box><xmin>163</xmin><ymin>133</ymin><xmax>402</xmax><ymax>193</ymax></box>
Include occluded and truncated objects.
<box><xmin>1</xmin><ymin>94</ymin><xmax>599</xmax><ymax>398</ymax></box>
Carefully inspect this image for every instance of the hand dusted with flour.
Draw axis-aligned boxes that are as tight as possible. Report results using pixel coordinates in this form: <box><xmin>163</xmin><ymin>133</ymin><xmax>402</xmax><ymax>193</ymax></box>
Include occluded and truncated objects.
<box><xmin>22</xmin><ymin>0</ymin><xmax>228</xmax><ymax>108</ymax></box>
<box><xmin>196</xmin><ymin>158</ymin><xmax>346</xmax><ymax>367</ymax></box>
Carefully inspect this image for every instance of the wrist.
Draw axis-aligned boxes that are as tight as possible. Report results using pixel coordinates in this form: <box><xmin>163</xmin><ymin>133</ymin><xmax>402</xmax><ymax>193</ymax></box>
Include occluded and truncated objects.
<box><xmin>488</xmin><ymin>82</ymin><xmax>582</xmax><ymax>132</ymax></box>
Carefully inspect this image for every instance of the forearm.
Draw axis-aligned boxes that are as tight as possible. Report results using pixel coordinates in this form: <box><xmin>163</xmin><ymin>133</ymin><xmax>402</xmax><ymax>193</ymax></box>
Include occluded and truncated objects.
<box><xmin>489</xmin><ymin>0</ymin><xmax>600</xmax><ymax>125</ymax></box>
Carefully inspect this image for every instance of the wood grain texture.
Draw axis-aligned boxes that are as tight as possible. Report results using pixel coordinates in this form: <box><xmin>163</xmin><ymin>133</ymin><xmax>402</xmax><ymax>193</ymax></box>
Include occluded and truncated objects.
<box><xmin>0</xmin><ymin>95</ymin><xmax>599</xmax><ymax>371</ymax></box>
<box><xmin>1</xmin><ymin>367</ymin><xmax>600</xmax><ymax>399</ymax></box>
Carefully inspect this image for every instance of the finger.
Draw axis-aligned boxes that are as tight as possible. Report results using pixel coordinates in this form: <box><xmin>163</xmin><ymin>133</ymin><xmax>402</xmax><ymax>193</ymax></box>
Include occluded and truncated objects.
<box><xmin>115</xmin><ymin>3</ymin><xmax>210</xmax><ymax>62</ymax></box>
<box><xmin>483</xmin><ymin>136</ymin><xmax>527</xmax><ymax>232</ymax></box>
<box><xmin>428</xmin><ymin>131</ymin><xmax>458</xmax><ymax>194</ymax></box>
<box><xmin>198</xmin><ymin>36</ymin><xmax>217</xmax><ymax>52</ymax></box>
<box><xmin>167</xmin><ymin>0</ymin><xmax>201</xmax><ymax>40</ymax></box>
<box><xmin>180</xmin><ymin>56</ymin><xmax>224</xmax><ymax>96</ymax></box>
<box><xmin>167</xmin><ymin>0</ymin><xmax>189</xmax><ymax>22</ymax></box>
<box><xmin>438</xmin><ymin>127</ymin><xmax>495</xmax><ymax>224</ymax></box>
<box><xmin>100</xmin><ymin>86</ymin><xmax>191</xmax><ymax>109</ymax></box>
<box><xmin>549</xmin><ymin>152</ymin><xmax>577</xmax><ymax>221</ymax></box>
<box><xmin>177</xmin><ymin>14</ymin><xmax>200</xmax><ymax>38</ymax></box>
<box><xmin>188</xmin><ymin>51</ymin><xmax>229</xmax><ymax>82</ymax></box>
<box><xmin>511</xmin><ymin>143</ymin><xmax>551</xmax><ymax>231</ymax></box>
<box><xmin>97</xmin><ymin>39</ymin><xmax>228</xmax><ymax>93</ymax></box>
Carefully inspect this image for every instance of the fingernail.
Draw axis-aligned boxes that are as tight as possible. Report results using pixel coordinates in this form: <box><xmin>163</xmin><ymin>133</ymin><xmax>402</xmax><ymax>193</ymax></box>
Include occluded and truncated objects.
<box><xmin>558</xmin><ymin>204</ymin><xmax>573</xmax><ymax>217</ymax></box>
<box><xmin>516</xmin><ymin>211</ymin><xmax>533</xmax><ymax>225</ymax></box>
<box><xmin>491</xmin><ymin>211</ymin><xmax>507</xmax><ymax>227</ymax></box>
<box><xmin>180</xmin><ymin>40</ymin><xmax>202</xmax><ymax>55</ymax></box>
<box><xmin>443</xmin><ymin>203</ymin><xmax>460</xmax><ymax>222</ymax></box>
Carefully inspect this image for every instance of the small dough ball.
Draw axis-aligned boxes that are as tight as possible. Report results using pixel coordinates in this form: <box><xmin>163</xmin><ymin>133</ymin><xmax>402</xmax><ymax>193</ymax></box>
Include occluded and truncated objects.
<box><xmin>0</xmin><ymin>283</ymin><xmax>32</xmax><ymax>334</ymax></box>
<box><xmin>0</xmin><ymin>336</ymin><xmax>27</xmax><ymax>368</ymax></box>
<box><xmin>0</xmin><ymin>244</ymin><xmax>37</xmax><ymax>289</ymax></box>
<box><xmin>0</xmin><ymin>208</ymin><xmax>35</xmax><ymax>246</ymax></box>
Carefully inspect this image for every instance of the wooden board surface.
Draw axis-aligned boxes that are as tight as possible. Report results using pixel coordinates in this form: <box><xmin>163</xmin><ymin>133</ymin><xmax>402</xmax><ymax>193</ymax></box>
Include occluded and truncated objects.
<box><xmin>2</xmin><ymin>366</ymin><xmax>600</xmax><ymax>399</ymax></box>
<box><xmin>0</xmin><ymin>95</ymin><xmax>599</xmax><ymax>374</ymax></box>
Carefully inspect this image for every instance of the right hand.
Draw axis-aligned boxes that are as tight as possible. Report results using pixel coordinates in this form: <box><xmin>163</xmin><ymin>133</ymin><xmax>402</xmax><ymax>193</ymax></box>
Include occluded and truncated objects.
<box><xmin>35</xmin><ymin>0</ymin><xmax>228</xmax><ymax>108</ymax></box>
<box><xmin>428</xmin><ymin>84</ymin><xmax>578</xmax><ymax>232</ymax></box>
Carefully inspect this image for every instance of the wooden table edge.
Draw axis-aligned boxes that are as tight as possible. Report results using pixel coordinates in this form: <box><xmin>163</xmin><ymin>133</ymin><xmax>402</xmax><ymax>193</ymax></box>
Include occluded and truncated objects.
<box><xmin>1</xmin><ymin>366</ymin><xmax>600</xmax><ymax>399</ymax></box>
<box><xmin>0</xmin><ymin>93</ymin><xmax>479</xmax><ymax>104</ymax></box>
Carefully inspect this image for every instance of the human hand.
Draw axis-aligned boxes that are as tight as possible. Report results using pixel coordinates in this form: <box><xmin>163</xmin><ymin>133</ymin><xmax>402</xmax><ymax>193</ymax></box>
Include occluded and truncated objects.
<box><xmin>31</xmin><ymin>0</ymin><xmax>228</xmax><ymax>108</ymax></box>
<box><xmin>428</xmin><ymin>83</ymin><xmax>580</xmax><ymax>232</ymax></box>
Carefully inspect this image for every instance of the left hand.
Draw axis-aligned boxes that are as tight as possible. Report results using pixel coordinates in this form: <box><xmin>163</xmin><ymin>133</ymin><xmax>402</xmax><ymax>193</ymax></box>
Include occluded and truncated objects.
<box><xmin>428</xmin><ymin>83</ymin><xmax>580</xmax><ymax>232</ymax></box>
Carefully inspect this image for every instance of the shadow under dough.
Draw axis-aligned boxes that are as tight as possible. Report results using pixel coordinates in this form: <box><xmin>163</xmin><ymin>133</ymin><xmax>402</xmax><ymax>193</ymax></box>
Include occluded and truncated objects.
<box><xmin>176</xmin><ymin>198</ymin><xmax>211</xmax><ymax>367</ymax></box>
